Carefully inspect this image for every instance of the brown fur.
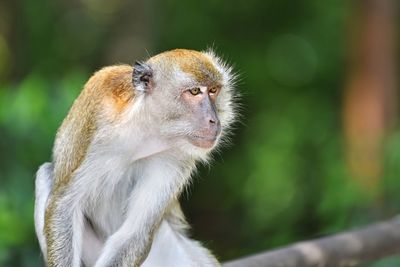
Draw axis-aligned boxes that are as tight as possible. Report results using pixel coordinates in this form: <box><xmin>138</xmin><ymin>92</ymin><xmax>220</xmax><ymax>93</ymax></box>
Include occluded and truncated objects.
<box><xmin>45</xmin><ymin>65</ymin><xmax>134</xmax><ymax>265</ymax></box>
<box><xmin>53</xmin><ymin>64</ymin><xmax>134</xmax><ymax>191</ymax></box>
<box><xmin>43</xmin><ymin>49</ymin><xmax>225</xmax><ymax>266</ymax></box>
<box><xmin>150</xmin><ymin>49</ymin><xmax>222</xmax><ymax>84</ymax></box>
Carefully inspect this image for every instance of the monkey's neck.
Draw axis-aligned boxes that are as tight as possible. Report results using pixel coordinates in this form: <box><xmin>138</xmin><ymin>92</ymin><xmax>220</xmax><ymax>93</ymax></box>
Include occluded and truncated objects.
<box><xmin>131</xmin><ymin>138</ymin><xmax>173</xmax><ymax>162</ymax></box>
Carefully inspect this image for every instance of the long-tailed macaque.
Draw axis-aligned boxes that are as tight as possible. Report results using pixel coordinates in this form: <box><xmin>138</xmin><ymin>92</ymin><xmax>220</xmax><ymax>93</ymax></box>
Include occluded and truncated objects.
<box><xmin>34</xmin><ymin>49</ymin><xmax>237</xmax><ymax>267</ymax></box>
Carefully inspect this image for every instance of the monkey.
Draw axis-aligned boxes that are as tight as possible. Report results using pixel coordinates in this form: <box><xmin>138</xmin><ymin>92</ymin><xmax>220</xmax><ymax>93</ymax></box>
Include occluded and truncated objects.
<box><xmin>34</xmin><ymin>49</ymin><xmax>237</xmax><ymax>267</ymax></box>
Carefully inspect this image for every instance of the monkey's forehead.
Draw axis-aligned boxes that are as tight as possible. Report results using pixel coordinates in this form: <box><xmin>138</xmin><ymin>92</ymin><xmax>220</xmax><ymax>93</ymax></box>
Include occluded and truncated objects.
<box><xmin>149</xmin><ymin>49</ymin><xmax>223</xmax><ymax>84</ymax></box>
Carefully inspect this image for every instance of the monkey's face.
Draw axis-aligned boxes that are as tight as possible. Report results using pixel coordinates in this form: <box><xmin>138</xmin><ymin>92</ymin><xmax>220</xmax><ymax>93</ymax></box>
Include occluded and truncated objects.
<box><xmin>134</xmin><ymin>49</ymin><xmax>236</xmax><ymax>152</ymax></box>
<box><xmin>177</xmin><ymin>84</ymin><xmax>222</xmax><ymax>149</ymax></box>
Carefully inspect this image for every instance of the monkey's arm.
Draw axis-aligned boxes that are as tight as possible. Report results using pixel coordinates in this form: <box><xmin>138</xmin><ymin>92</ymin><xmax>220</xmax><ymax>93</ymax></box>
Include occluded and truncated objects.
<box><xmin>34</xmin><ymin>161</ymin><xmax>85</xmax><ymax>267</ymax></box>
<box><xmin>45</xmin><ymin>180</ymin><xmax>85</xmax><ymax>267</ymax></box>
<box><xmin>94</xmin><ymin>157</ymin><xmax>190</xmax><ymax>267</ymax></box>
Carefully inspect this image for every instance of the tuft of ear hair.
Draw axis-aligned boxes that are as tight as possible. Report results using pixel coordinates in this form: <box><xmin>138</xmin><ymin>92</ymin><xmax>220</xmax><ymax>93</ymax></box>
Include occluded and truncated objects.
<box><xmin>133</xmin><ymin>61</ymin><xmax>153</xmax><ymax>92</ymax></box>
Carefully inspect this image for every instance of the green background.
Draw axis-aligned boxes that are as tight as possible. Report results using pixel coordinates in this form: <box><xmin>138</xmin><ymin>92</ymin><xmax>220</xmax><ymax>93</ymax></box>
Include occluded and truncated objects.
<box><xmin>0</xmin><ymin>0</ymin><xmax>399</xmax><ymax>266</ymax></box>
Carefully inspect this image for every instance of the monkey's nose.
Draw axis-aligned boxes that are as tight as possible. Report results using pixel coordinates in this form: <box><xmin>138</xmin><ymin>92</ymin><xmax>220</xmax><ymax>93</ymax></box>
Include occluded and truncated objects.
<box><xmin>207</xmin><ymin>117</ymin><xmax>221</xmax><ymax>135</ymax></box>
<box><xmin>208</xmin><ymin>117</ymin><xmax>220</xmax><ymax>127</ymax></box>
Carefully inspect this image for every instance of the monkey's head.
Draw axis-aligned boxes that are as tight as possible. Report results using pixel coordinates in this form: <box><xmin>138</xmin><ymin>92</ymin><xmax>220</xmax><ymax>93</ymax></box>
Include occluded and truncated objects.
<box><xmin>52</xmin><ymin>49</ymin><xmax>236</xmax><ymax>183</ymax></box>
<box><xmin>133</xmin><ymin>49</ymin><xmax>237</xmax><ymax>154</ymax></box>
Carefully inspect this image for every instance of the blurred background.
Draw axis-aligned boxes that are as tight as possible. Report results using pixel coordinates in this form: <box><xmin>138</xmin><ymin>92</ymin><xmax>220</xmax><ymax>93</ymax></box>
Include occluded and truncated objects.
<box><xmin>0</xmin><ymin>0</ymin><xmax>399</xmax><ymax>266</ymax></box>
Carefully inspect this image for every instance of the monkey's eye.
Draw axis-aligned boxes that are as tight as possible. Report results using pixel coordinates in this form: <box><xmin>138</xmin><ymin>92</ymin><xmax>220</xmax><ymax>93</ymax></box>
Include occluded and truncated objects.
<box><xmin>209</xmin><ymin>86</ymin><xmax>219</xmax><ymax>94</ymax></box>
<box><xmin>189</xmin><ymin>87</ymin><xmax>201</xmax><ymax>95</ymax></box>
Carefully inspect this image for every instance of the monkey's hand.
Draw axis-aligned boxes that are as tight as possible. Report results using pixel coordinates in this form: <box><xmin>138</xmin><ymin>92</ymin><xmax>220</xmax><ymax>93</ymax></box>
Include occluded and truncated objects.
<box><xmin>94</xmin><ymin>157</ymin><xmax>189</xmax><ymax>267</ymax></box>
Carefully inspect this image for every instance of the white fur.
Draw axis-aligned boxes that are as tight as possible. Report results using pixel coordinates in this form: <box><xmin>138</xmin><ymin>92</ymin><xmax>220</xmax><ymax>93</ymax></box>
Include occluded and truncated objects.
<box><xmin>72</xmin><ymin>209</ymin><xmax>84</xmax><ymax>266</ymax></box>
<box><xmin>142</xmin><ymin>220</ymin><xmax>219</xmax><ymax>267</ymax></box>
<box><xmin>82</xmin><ymin>218</ymin><xmax>104</xmax><ymax>267</ymax></box>
<box><xmin>35</xmin><ymin>50</ymin><xmax>235</xmax><ymax>266</ymax></box>
<box><xmin>36</xmin><ymin>104</ymin><xmax>219</xmax><ymax>266</ymax></box>
<box><xmin>34</xmin><ymin>162</ymin><xmax>53</xmax><ymax>260</ymax></box>
<box><xmin>35</xmin><ymin>147</ymin><xmax>218</xmax><ymax>267</ymax></box>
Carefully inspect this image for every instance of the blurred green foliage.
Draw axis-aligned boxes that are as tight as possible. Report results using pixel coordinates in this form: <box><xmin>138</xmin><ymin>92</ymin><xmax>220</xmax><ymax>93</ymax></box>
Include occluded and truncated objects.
<box><xmin>0</xmin><ymin>0</ymin><xmax>399</xmax><ymax>266</ymax></box>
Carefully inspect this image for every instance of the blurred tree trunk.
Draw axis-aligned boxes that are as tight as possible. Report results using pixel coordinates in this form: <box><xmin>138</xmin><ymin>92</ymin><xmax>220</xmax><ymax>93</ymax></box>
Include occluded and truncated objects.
<box><xmin>343</xmin><ymin>0</ymin><xmax>397</xmax><ymax>193</ymax></box>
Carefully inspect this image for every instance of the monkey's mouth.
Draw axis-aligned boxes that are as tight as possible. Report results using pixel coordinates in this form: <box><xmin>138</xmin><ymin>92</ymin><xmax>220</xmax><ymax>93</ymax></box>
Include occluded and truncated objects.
<box><xmin>188</xmin><ymin>134</ymin><xmax>218</xmax><ymax>149</ymax></box>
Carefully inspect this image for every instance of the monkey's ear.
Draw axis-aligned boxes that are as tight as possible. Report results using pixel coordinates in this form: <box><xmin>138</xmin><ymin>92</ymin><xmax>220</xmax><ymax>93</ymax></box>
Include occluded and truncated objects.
<box><xmin>133</xmin><ymin>61</ymin><xmax>153</xmax><ymax>93</ymax></box>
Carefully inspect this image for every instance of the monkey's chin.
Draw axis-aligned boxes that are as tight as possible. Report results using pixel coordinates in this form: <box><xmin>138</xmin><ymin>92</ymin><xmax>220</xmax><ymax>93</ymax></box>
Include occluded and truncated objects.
<box><xmin>188</xmin><ymin>136</ymin><xmax>218</xmax><ymax>149</ymax></box>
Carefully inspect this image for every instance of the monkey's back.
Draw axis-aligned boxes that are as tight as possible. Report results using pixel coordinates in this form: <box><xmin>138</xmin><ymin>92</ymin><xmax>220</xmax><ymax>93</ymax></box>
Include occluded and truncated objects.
<box><xmin>52</xmin><ymin>65</ymin><xmax>135</xmax><ymax>192</ymax></box>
